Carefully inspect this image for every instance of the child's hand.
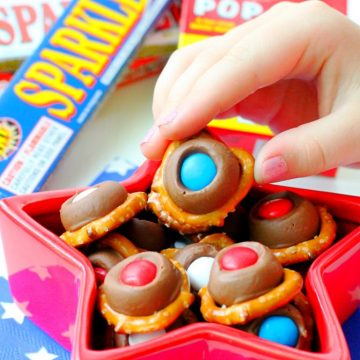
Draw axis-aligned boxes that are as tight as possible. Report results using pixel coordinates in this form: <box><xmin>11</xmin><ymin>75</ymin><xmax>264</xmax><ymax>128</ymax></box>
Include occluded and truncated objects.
<box><xmin>140</xmin><ymin>1</ymin><xmax>360</xmax><ymax>184</ymax></box>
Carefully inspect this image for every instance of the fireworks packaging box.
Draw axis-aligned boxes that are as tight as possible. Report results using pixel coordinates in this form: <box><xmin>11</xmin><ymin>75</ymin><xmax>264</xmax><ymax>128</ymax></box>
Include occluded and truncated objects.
<box><xmin>0</xmin><ymin>0</ymin><xmax>173</xmax><ymax>199</ymax></box>
<box><xmin>0</xmin><ymin>0</ymin><xmax>180</xmax><ymax>85</ymax></box>
<box><xmin>178</xmin><ymin>0</ymin><xmax>348</xmax><ymax>141</ymax></box>
<box><xmin>0</xmin><ymin>0</ymin><xmax>71</xmax><ymax>72</ymax></box>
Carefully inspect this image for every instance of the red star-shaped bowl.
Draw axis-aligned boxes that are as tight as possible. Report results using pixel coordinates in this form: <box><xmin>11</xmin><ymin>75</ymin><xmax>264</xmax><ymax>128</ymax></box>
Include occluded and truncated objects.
<box><xmin>1</xmin><ymin>141</ymin><xmax>360</xmax><ymax>360</ymax></box>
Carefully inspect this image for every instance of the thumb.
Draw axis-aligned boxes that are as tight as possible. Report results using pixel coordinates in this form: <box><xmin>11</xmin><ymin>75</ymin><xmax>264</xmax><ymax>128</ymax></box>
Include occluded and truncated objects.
<box><xmin>254</xmin><ymin>100</ymin><xmax>360</xmax><ymax>184</ymax></box>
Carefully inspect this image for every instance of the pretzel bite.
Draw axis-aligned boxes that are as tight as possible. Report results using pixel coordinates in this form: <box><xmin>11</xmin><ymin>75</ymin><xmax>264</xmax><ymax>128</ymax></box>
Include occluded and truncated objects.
<box><xmin>249</xmin><ymin>191</ymin><xmax>337</xmax><ymax>265</ymax></box>
<box><xmin>198</xmin><ymin>233</ymin><xmax>235</xmax><ymax>250</ymax></box>
<box><xmin>199</xmin><ymin>242</ymin><xmax>303</xmax><ymax>325</ymax></box>
<box><xmin>242</xmin><ymin>293</ymin><xmax>313</xmax><ymax>350</ymax></box>
<box><xmin>98</xmin><ymin>252</ymin><xmax>194</xmax><ymax>334</ymax></box>
<box><xmin>101</xmin><ymin>307</ymin><xmax>199</xmax><ymax>349</ymax></box>
<box><xmin>148</xmin><ymin>132</ymin><xmax>254</xmax><ymax>234</ymax></box>
<box><xmin>59</xmin><ymin>181</ymin><xmax>147</xmax><ymax>247</ymax></box>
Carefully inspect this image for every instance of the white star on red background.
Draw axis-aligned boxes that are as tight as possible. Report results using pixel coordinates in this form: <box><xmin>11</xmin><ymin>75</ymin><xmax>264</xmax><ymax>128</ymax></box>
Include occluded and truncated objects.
<box><xmin>350</xmin><ymin>286</ymin><xmax>360</xmax><ymax>302</ymax></box>
<box><xmin>29</xmin><ymin>266</ymin><xmax>52</xmax><ymax>281</ymax></box>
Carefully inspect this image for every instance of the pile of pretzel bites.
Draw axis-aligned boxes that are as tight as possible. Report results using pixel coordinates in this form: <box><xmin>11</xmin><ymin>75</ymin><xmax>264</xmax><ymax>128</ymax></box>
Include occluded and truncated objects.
<box><xmin>59</xmin><ymin>131</ymin><xmax>337</xmax><ymax>350</ymax></box>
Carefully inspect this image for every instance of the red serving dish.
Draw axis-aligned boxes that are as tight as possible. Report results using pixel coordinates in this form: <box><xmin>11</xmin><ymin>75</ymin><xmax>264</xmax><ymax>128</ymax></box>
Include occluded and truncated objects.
<box><xmin>1</xmin><ymin>135</ymin><xmax>360</xmax><ymax>359</ymax></box>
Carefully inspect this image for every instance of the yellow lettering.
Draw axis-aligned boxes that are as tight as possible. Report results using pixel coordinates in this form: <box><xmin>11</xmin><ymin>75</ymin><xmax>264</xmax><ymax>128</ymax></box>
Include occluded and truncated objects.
<box><xmin>77</xmin><ymin>0</ymin><xmax>132</xmax><ymax>24</ymax></box>
<box><xmin>26</xmin><ymin>62</ymin><xmax>85</xmax><ymax>102</ymax></box>
<box><xmin>41</xmin><ymin>49</ymin><xmax>100</xmax><ymax>87</ymax></box>
<box><xmin>14</xmin><ymin>81</ymin><xmax>76</xmax><ymax>121</ymax></box>
<box><xmin>66</xmin><ymin>8</ymin><xmax>124</xmax><ymax>47</ymax></box>
<box><xmin>112</xmin><ymin>0</ymin><xmax>147</xmax><ymax>12</ymax></box>
<box><xmin>50</xmin><ymin>28</ymin><xmax>113</xmax><ymax>60</ymax></box>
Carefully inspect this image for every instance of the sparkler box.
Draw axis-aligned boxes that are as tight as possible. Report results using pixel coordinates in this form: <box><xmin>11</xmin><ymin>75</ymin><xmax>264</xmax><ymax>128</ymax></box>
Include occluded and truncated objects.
<box><xmin>0</xmin><ymin>0</ymin><xmax>173</xmax><ymax>199</ymax></box>
<box><xmin>0</xmin><ymin>0</ymin><xmax>180</xmax><ymax>75</ymax></box>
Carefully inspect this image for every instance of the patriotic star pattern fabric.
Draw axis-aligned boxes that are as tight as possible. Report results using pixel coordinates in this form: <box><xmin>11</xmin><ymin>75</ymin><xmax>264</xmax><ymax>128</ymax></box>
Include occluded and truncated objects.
<box><xmin>0</xmin><ymin>273</ymin><xmax>70</xmax><ymax>359</ymax></box>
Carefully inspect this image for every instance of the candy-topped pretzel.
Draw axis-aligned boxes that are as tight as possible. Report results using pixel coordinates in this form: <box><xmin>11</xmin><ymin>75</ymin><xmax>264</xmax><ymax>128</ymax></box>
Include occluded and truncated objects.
<box><xmin>148</xmin><ymin>132</ymin><xmax>254</xmax><ymax>234</ymax></box>
<box><xmin>60</xmin><ymin>181</ymin><xmax>147</xmax><ymax>247</ymax></box>
<box><xmin>249</xmin><ymin>191</ymin><xmax>337</xmax><ymax>266</ymax></box>
<box><xmin>199</xmin><ymin>242</ymin><xmax>303</xmax><ymax>326</ymax></box>
<box><xmin>271</xmin><ymin>205</ymin><xmax>336</xmax><ymax>265</ymax></box>
<box><xmin>98</xmin><ymin>252</ymin><xmax>194</xmax><ymax>334</ymax></box>
<box><xmin>242</xmin><ymin>292</ymin><xmax>313</xmax><ymax>350</ymax></box>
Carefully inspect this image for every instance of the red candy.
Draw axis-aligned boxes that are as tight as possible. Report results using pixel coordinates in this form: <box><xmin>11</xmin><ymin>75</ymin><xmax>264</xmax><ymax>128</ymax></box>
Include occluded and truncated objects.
<box><xmin>220</xmin><ymin>246</ymin><xmax>258</xmax><ymax>271</ymax></box>
<box><xmin>257</xmin><ymin>198</ymin><xmax>293</xmax><ymax>219</ymax></box>
<box><xmin>94</xmin><ymin>267</ymin><xmax>107</xmax><ymax>285</ymax></box>
<box><xmin>120</xmin><ymin>259</ymin><xmax>157</xmax><ymax>286</ymax></box>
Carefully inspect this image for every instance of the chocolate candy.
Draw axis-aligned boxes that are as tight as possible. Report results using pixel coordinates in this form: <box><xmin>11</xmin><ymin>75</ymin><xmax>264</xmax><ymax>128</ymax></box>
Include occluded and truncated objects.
<box><xmin>173</xmin><ymin>243</ymin><xmax>218</xmax><ymax>269</ymax></box>
<box><xmin>102</xmin><ymin>252</ymin><xmax>182</xmax><ymax>316</ymax></box>
<box><xmin>180</xmin><ymin>152</ymin><xmax>217</xmax><ymax>190</ymax></box>
<box><xmin>88</xmin><ymin>248</ymin><xmax>124</xmax><ymax>272</ymax></box>
<box><xmin>119</xmin><ymin>218</ymin><xmax>169</xmax><ymax>251</ymax></box>
<box><xmin>208</xmin><ymin>242</ymin><xmax>283</xmax><ymax>306</ymax></box>
<box><xmin>60</xmin><ymin>181</ymin><xmax>128</xmax><ymax>232</ymax></box>
<box><xmin>163</xmin><ymin>137</ymin><xmax>240</xmax><ymax>214</ymax></box>
<box><xmin>88</xmin><ymin>247</ymin><xmax>125</xmax><ymax>284</ymax></box>
<box><xmin>258</xmin><ymin>315</ymin><xmax>299</xmax><ymax>347</ymax></box>
<box><xmin>244</xmin><ymin>302</ymin><xmax>309</xmax><ymax>349</ymax></box>
<box><xmin>249</xmin><ymin>191</ymin><xmax>320</xmax><ymax>249</ymax></box>
<box><xmin>174</xmin><ymin>242</ymin><xmax>218</xmax><ymax>291</ymax></box>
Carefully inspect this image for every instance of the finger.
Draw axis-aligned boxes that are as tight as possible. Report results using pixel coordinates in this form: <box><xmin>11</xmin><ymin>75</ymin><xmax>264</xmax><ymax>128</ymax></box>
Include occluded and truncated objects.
<box><xmin>216</xmin><ymin>79</ymin><xmax>318</xmax><ymax>130</ymax></box>
<box><xmin>153</xmin><ymin>37</ymin><xmax>220</xmax><ymax>118</ymax></box>
<box><xmin>140</xmin><ymin>126</ymin><xmax>170</xmax><ymax>160</ymax></box>
<box><xmin>254</xmin><ymin>96</ymin><xmax>360</xmax><ymax>184</ymax></box>
<box><xmin>153</xmin><ymin>1</ymin><xmax>297</xmax><ymax>120</ymax></box>
<box><xmin>157</xmin><ymin>2</ymin><xmax>340</xmax><ymax>140</ymax></box>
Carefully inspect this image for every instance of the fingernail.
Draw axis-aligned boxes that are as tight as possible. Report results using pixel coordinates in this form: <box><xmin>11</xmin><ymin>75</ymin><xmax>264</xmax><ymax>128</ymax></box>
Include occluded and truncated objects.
<box><xmin>158</xmin><ymin>110</ymin><xmax>177</xmax><ymax>127</ymax></box>
<box><xmin>141</xmin><ymin>126</ymin><xmax>156</xmax><ymax>145</ymax></box>
<box><xmin>261</xmin><ymin>156</ymin><xmax>288</xmax><ymax>183</ymax></box>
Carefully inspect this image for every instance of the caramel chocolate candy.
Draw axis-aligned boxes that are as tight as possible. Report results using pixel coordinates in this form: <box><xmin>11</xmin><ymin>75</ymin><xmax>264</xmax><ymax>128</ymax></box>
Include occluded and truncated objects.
<box><xmin>103</xmin><ymin>252</ymin><xmax>182</xmax><ymax>316</ymax></box>
<box><xmin>163</xmin><ymin>137</ymin><xmax>240</xmax><ymax>214</ymax></box>
<box><xmin>173</xmin><ymin>243</ymin><xmax>218</xmax><ymax>269</ymax></box>
<box><xmin>120</xmin><ymin>218</ymin><xmax>169</xmax><ymax>252</ymax></box>
<box><xmin>208</xmin><ymin>242</ymin><xmax>283</xmax><ymax>306</ymax></box>
<box><xmin>249</xmin><ymin>191</ymin><xmax>320</xmax><ymax>249</ymax></box>
<box><xmin>60</xmin><ymin>181</ymin><xmax>128</xmax><ymax>232</ymax></box>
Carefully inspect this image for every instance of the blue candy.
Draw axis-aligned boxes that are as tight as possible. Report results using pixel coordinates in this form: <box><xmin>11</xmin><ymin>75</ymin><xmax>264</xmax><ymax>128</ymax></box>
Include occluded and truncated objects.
<box><xmin>180</xmin><ymin>153</ymin><xmax>217</xmax><ymax>191</ymax></box>
<box><xmin>258</xmin><ymin>316</ymin><xmax>299</xmax><ymax>347</ymax></box>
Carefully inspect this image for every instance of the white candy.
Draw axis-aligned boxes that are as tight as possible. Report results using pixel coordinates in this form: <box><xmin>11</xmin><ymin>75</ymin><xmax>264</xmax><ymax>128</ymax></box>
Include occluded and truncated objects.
<box><xmin>128</xmin><ymin>329</ymin><xmax>166</xmax><ymax>346</ymax></box>
<box><xmin>72</xmin><ymin>187</ymin><xmax>97</xmax><ymax>203</ymax></box>
<box><xmin>187</xmin><ymin>257</ymin><xmax>215</xmax><ymax>291</ymax></box>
